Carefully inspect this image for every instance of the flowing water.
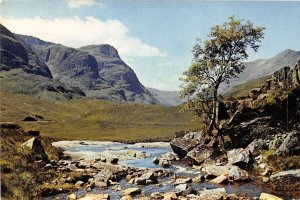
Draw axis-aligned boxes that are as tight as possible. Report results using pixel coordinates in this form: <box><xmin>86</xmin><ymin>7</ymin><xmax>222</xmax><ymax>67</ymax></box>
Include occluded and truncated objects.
<box><xmin>47</xmin><ymin>141</ymin><xmax>300</xmax><ymax>200</ymax></box>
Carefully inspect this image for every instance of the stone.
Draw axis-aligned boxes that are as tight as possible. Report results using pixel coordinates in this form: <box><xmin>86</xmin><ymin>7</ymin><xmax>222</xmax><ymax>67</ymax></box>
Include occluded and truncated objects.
<box><xmin>210</xmin><ymin>175</ymin><xmax>228</xmax><ymax>184</ymax></box>
<box><xmin>68</xmin><ymin>193</ymin><xmax>76</xmax><ymax>200</ymax></box>
<box><xmin>170</xmin><ymin>131</ymin><xmax>205</xmax><ymax>158</ymax></box>
<box><xmin>135</xmin><ymin>177</ymin><xmax>146</xmax><ymax>185</ymax></box>
<box><xmin>106</xmin><ymin>157</ymin><xmax>119</xmax><ymax>165</ymax></box>
<box><xmin>227</xmin><ymin>148</ymin><xmax>252</xmax><ymax>168</ymax></box>
<box><xmin>125</xmin><ymin>175</ymin><xmax>133</xmax><ymax>182</ymax></box>
<box><xmin>202</xmin><ymin>165</ymin><xmax>229</xmax><ymax>177</ymax></box>
<box><xmin>159</xmin><ymin>159</ymin><xmax>170</xmax><ymax>168</ymax></box>
<box><xmin>78</xmin><ymin>194</ymin><xmax>110</xmax><ymax>200</ymax></box>
<box><xmin>21</xmin><ymin>137</ymin><xmax>48</xmax><ymax>161</ymax></box>
<box><xmin>162</xmin><ymin>152</ymin><xmax>178</xmax><ymax>161</ymax></box>
<box><xmin>152</xmin><ymin>157</ymin><xmax>159</xmax><ymax>164</ymax></box>
<box><xmin>127</xmin><ymin>150</ymin><xmax>136</xmax><ymax>157</ymax></box>
<box><xmin>246</xmin><ymin>139</ymin><xmax>265</xmax><ymax>154</ymax></box>
<box><xmin>199</xmin><ymin>188</ymin><xmax>227</xmax><ymax>200</ymax></box>
<box><xmin>23</xmin><ymin>116</ymin><xmax>38</xmax><ymax>121</ymax></box>
<box><xmin>75</xmin><ymin>181</ymin><xmax>84</xmax><ymax>187</ymax></box>
<box><xmin>175</xmin><ymin>178</ymin><xmax>192</xmax><ymax>185</ymax></box>
<box><xmin>139</xmin><ymin>172</ymin><xmax>157</xmax><ymax>184</ymax></box>
<box><xmin>163</xmin><ymin>192</ymin><xmax>177</xmax><ymax>200</ymax></box>
<box><xmin>27</xmin><ymin>130</ymin><xmax>40</xmax><ymax>137</ymax></box>
<box><xmin>128</xmin><ymin>178</ymin><xmax>135</xmax><ymax>184</ymax></box>
<box><xmin>112</xmin><ymin>185</ymin><xmax>121</xmax><ymax>191</ymax></box>
<box><xmin>263</xmin><ymin>177</ymin><xmax>270</xmax><ymax>183</ymax></box>
<box><xmin>270</xmin><ymin>169</ymin><xmax>300</xmax><ymax>191</ymax></box>
<box><xmin>276</xmin><ymin>131</ymin><xmax>300</xmax><ymax>156</ymax></box>
<box><xmin>192</xmin><ymin>175</ymin><xmax>205</xmax><ymax>183</ymax></box>
<box><xmin>228</xmin><ymin>166</ymin><xmax>250</xmax><ymax>182</ymax></box>
<box><xmin>186</xmin><ymin>145</ymin><xmax>214</xmax><ymax>164</ymax></box>
<box><xmin>120</xmin><ymin>196</ymin><xmax>133</xmax><ymax>200</ymax></box>
<box><xmin>150</xmin><ymin>192</ymin><xmax>162</xmax><ymax>199</ymax></box>
<box><xmin>259</xmin><ymin>193</ymin><xmax>283</xmax><ymax>200</ymax></box>
<box><xmin>175</xmin><ymin>183</ymin><xmax>188</xmax><ymax>192</ymax></box>
<box><xmin>95</xmin><ymin>181</ymin><xmax>108</xmax><ymax>188</ymax></box>
<box><xmin>123</xmin><ymin>188</ymin><xmax>141</xmax><ymax>196</ymax></box>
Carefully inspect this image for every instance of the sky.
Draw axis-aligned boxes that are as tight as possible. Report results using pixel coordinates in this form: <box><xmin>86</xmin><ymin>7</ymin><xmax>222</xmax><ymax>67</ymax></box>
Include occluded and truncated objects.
<box><xmin>1</xmin><ymin>0</ymin><xmax>299</xmax><ymax>91</ymax></box>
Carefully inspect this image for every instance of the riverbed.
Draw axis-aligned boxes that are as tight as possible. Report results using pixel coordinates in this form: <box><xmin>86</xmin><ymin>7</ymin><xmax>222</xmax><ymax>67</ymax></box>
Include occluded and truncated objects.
<box><xmin>48</xmin><ymin>141</ymin><xmax>299</xmax><ymax>200</ymax></box>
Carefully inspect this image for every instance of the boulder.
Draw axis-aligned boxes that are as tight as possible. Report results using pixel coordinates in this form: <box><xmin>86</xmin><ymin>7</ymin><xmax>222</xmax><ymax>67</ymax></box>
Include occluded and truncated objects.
<box><xmin>270</xmin><ymin>169</ymin><xmax>300</xmax><ymax>191</ymax></box>
<box><xmin>170</xmin><ymin>131</ymin><xmax>205</xmax><ymax>158</ymax></box>
<box><xmin>246</xmin><ymin>139</ymin><xmax>265</xmax><ymax>154</ymax></box>
<box><xmin>259</xmin><ymin>193</ymin><xmax>283</xmax><ymax>200</ymax></box>
<box><xmin>175</xmin><ymin>183</ymin><xmax>188</xmax><ymax>192</ymax></box>
<box><xmin>199</xmin><ymin>188</ymin><xmax>227</xmax><ymax>200</ymax></box>
<box><xmin>175</xmin><ymin>178</ymin><xmax>192</xmax><ymax>185</ymax></box>
<box><xmin>227</xmin><ymin>148</ymin><xmax>252</xmax><ymax>168</ymax></box>
<box><xmin>228</xmin><ymin>166</ymin><xmax>250</xmax><ymax>182</ymax></box>
<box><xmin>163</xmin><ymin>192</ymin><xmax>177</xmax><ymax>200</ymax></box>
<box><xmin>120</xmin><ymin>196</ymin><xmax>133</xmax><ymax>200</ymax></box>
<box><xmin>23</xmin><ymin>116</ymin><xmax>38</xmax><ymax>121</ymax></box>
<box><xmin>159</xmin><ymin>159</ymin><xmax>170</xmax><ymax>168</ymax></box>
<box><xmin>192</xmin><ymin>175</ymin><xmax>205</xmax><ymax>183</ymax></box>
<box><xmin>135</xmin><ymin>178</ymin><xmax>146</xmax><ymax>185</ymax></box>
<box><xmin>202</xmin><ymin>165</ymin><xmax>229</xmax><ymax>177</ymax></box>
<box><xmin>139</xmin><ymin>172</ymin><xmax>157</xmax><ymax>184</ymax></box>
<box><xmin>0</xmin><ymin>122</ymin><xmax>21</xmax><ymax>129</ymax></box>
<box><xmin>78</xmin><ymin>194</ymin><xmax>110</xmax><ymax>200</ymax></box>
<box><xmin>68</xmin><ymin>193</ymin><xmax>77</xmax><ymax>200</ymax></box>
<box><xmin>21</xmin><ymin>137</ymin><xmax>48</xmax><ymax>161</ymax></box>
<box><xmin>75</xmin><ymin>181</ymin><xmax>84</xmax><ymax>187</ymax></box>
<box><xmin>106</xmin><ymin>157</ymin><xmax>119</xmax><ymax>164</ymax></box>
<box><xmin>186</xmin><ymin>145</ymin><xmax>214</xmax><ymax>164</ymax></box>
<box><xmin>152</xmin><ymin>157</ymin><xmax>159</xmax><ymax>164</ymax></box>
<box><xmin>123</xmin><ymin>188</ymin><xmax>141</xmax><ymax>196</ymax></box>
<box><xmin>27</xmin><ymin>130</ymin><xmax>40</xmax><ymax>137</ymax></box>
<box><xmin>210</xmin><ymin>175</ymin><xmax>228</xmax><ymax>184</ymax></box>
<box><xmin>162</xmin><ymin>152</ymin><xmax>179</xmax><ymax>161</ymax></box>
<box><xmin>276</xmin><ymin>131</ymin><xmax>300</xmax><ymax>156</ymax></box>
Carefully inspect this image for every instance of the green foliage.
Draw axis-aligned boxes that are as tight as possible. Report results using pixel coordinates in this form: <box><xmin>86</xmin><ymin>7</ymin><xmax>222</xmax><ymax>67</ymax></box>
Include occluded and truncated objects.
<box><xmin>181</xmin><ymin>16</ymin><xmax>265</xmax><ymax>132</ymax></box>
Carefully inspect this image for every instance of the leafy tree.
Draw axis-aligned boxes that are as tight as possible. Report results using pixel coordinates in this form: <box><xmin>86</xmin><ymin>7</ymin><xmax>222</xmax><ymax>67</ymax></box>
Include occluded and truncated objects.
<box><xmin>180</xmin><ymin>16</ymin><xmax>265</xmax><ymax>136</ymax></box>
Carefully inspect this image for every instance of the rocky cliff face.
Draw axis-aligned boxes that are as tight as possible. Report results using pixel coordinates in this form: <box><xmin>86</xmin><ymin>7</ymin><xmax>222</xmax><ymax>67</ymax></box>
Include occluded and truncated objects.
<box><xmin>17</xmin><ymin>35</ymin><xmax>159</xmax><ymax>104</ymax></box>
<box><xmin>0</xmin><ymin>25</ymin><xmax>85</xmax><ymax>100</ymax></box>
<box><xmin>0</xmin><ymin>25</ymin><xmax>52</xmax><ymax>78</ymax></box>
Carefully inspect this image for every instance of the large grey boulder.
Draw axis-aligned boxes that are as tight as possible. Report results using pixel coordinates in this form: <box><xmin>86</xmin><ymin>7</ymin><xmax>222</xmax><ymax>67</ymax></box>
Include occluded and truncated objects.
<box><xmin>270</xmin><ymin>169</ymin><xmax>300</xmax><ymax>191</ymax></box>
<box><xmin>170</xmin><ymin>131</ymin><xmax>205</xmax><ymax>158</ymax></box>
<box><xmin>276</xmin><ymin>131</ymin><xmax>300</xmax><ymax>156</ymax></box>
<box><xmin>227</xmin><ymin>148</ymin><xmax>252</xmax><ymax>168</ymax></box>
<box><xmin>228</xmin><ymin>166</ymin><xmax>250</xmax><ymax>182</ymax></box>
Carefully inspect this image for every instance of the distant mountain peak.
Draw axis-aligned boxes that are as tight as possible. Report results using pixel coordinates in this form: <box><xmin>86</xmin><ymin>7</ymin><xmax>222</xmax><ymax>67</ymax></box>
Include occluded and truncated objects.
<box><xmin>79</xmin><ymin>44</ymin><xmax>120</xmax><ymax>59</ymax></box>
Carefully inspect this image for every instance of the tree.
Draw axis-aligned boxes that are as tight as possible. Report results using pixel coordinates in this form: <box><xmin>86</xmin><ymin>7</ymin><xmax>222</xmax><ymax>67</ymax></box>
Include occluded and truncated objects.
<box><xmin>180</xmin><ymin>16</ymin><xmax>265</xmax><ymax>136</ymax></box>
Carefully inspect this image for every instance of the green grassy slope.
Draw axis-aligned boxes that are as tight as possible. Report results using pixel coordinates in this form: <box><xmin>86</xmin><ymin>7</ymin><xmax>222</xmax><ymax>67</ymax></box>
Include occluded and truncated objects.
<box><xmin>225</xmin><ymin>76</ymin><xmax>270</xmax><ymax>98</ymax></box>
<box><xmin>0</xmin><ymin>91</ymin><xmax>200</xmax><ymax>142</ymax></box>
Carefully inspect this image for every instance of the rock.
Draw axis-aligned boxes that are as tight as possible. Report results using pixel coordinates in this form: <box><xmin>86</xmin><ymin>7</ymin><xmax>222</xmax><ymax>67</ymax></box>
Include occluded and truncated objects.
<box><xmin>162</xmin><ymin>152</ymin><xmax>179</xmax><ymax>161</ymax></box>
<box><xmin>106</xmin><ymin>157</ymin><xmax>119</xmax><ymax>164</ymax></box>
<box><xmin>139</xmin><ymin>172</ymin><xmax>157</xmax><ymax>184</ymax></box>
<box><xmin>27</xmin><ymin>130</ymin><xmax>40</xmax><ymax>137</ymax></box>
<box><xmin>125</xmin><ymin>175</ymin><xmax>133</xmax><ymax>182</ymax></box>
<box><xmin>170</xmin><ymin>131</ymin><xmax>205</xmax><ymax>158</ymax></box>
<box><xmin>202</xmin><ymin>165</ymin><xmax>229</xmax><ymax>177</ymax></box>
<box><xmin>152</xmin><ymin>157</ymin><xmax>159</xmax><ymax>164</ymax></box>
<box><xmin>268</xmin><ymin>135</ymin><xmax>284</xmax><ymax>150</ymax></box>
<box><xmin>199</xmin><ymin>188</ymin><xmax>227</xmax><ymax>200</ymax></box>
<box><xmin>128</xmin><ymin>178</ymin><xmax>135</xmax><ymax>184</ymax></box>
<box><xmin>0</xmin><ymin>122</ymin><xmax>21</xmax><ymax>129</ymax></box>
<box><xmin>75</xmin><ymin>181</ymin><xmax>84</xmax><ymax>187</ymax></box>
<box><xmin>275</xmin><ymin>131</ymin><xmax>300</xmax><ymax>156</ymax></box>
<box><xmin>175</xmin><ymin>183</ymin><xmax>188</xmax><ymax>192</ymax></box>
<box><xmin>112</xmin><ymin>185</ymin><xmax>121</xmax><ymax>191</ymax></box>
<box><xmin>159</xmin><ymin>159</ymin><xmax>170</xmax><ymax>168</ymax></box>
<box><xmin>227</xmin><ymin>148</ymin><xmax>252</xmax><ymax>168</ymax></box>
<box><xmin>120</xmin><ymin>196</ymin><xmax>133</xmax><ymax>200</ymax></box>
<box><xmin>192</xmin><ymin>175</ymin><xmax>205</xmax><ymax>183</ymax></box>
<box><xmin>163</xmin><ymin>192</ymin><xmax>177</xmax><ymax>200</ymax></box>
<box><xmin>68</xmin><ymin>193</ymin><xmax>76</xmax><ymax>200</ymax></box>
<box><xmin>259</xmin><ymin>193</ymin><xmax>283</xmax><ymax>200</ymax></box>
<box><xmin>150</xmin><ymin>192</ymin><xmax>163</xmax><ymax>199</ymax></box>
<box><xmin>127</xmin><ymin>150</ymin><xmax>136</xmax><ymax>157</ymax></box>
<box><xmin>270</xmin><ymin>169</ymin><xmax>300</xmax><ymax>191</ymax></box>
<box><xmin>210</xmin><ymin>175</ymin><xmax>228</xmax><ymax>184</ymax></box>
<box><xmin>95</xmin><ymin>181</ymin><xmax>108</xmax><ymax>188</ymax></box>
<box><xmin>21</xmin><ymin>137</ymin><xmax>48</xmax><ymax>161</ymax></box>
<box><xmin>123</xmin><ymin>188</ymin><xmax>141</xmax><ymax>196</ymax></box>
<box><xmin>23</xmin><ymin>116</ymin><xmax>38</xmax><ymax>121</ymax></box>
<box><xmin>186</xmin><ymin>145</ymin><xmax>214</xmax><ymax>164</ymax></box>
<box><xmin>228</xmin><ymin>166</ymin><xmax>250</xmax><ymax>182</ymax></box>
<box><xmin>135</xmin><ymin>178</ymin><xmax>146</xmax><ymax>185</ymax></box>
<box><xmin>263</xmin><ymin>177</ymin><xmax>270</xmax><ymax>183</ymax></box>
<box><xmin>246</xmin><ymin>139</ymin><xmax>265</xmax><ymax>154</ymax></box>
<box><xmin>78</xmin><ymin>194</ymin><xmax>110</xmax><ymax>200</ymax></box>
<box><xmin>227</xmin><ymin>193</ymin><xmax>239</xmax><ymax>200</ymax></box>
<box><xmin>175</xmin><ymin>178</ymin><xmax>192</xmax><ymax>185</ymax></box>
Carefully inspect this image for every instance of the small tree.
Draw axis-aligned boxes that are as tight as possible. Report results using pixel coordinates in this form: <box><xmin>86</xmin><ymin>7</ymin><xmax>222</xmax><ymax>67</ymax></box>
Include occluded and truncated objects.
<box><xmin>180</xmin><ymin>16</ymin><xmax>265</xmax><ymax>136</ymax></box>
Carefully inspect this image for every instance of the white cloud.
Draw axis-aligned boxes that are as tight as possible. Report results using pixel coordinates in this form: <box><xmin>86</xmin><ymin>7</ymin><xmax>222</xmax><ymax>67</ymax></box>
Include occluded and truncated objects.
<box><xmin>67</xmin><ymin>0</ymin><xmax>104</xmax><ymax>9</ymax></box>
<box><xmin>0</xmin><ymin>16</ymin><xmax>165</xmax><ymax>58</ymax></box>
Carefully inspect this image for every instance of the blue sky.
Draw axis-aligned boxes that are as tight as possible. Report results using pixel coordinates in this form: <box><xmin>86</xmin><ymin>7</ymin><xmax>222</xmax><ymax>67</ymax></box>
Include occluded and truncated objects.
<box><xmin>1</xmin><ymin>0</ymin><xmax>299</xmax><ymax>91</ymax></box>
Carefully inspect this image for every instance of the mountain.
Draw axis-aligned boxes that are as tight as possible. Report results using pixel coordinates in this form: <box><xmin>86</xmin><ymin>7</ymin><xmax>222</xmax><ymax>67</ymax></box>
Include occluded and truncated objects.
<box><xmin>147</xmin><ymin>88</ymin><xmax>185</xmax><ymax>107</ymax></box>
<box><xmin>0</xmin><ymin>24</ymin><xmax>85</xmax><ymax>100</ymax></box>
<box><xmin>224</xmin><ymin>49</ymin><xmax>300</xmax><ymax>91</ymax></box>
<box><xmin>17</xmin><ymin>34</ymin><xmax>159</xmax><ymax>104</ymax></box>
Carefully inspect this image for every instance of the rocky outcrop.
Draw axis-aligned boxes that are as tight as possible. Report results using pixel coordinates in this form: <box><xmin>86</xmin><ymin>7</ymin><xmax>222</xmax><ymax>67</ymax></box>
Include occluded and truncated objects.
<box><xmin>270</xmin><ymin>169</ymin><xmax>300</xmax><ymax>191</ymax></box>
<box><xmin>227</xmin><ymin>148</ymin><xmax>252</xmax><ymax>168</ymax></box>
<box><xmin>275</xmin><ymin>131</ymin><xmax>300</xmax><ymax>156</ymax></box>
<box><xmin>21</xmin><ymin>137</ymin><xmax>48</xmax><ymax>161</ymax></box>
